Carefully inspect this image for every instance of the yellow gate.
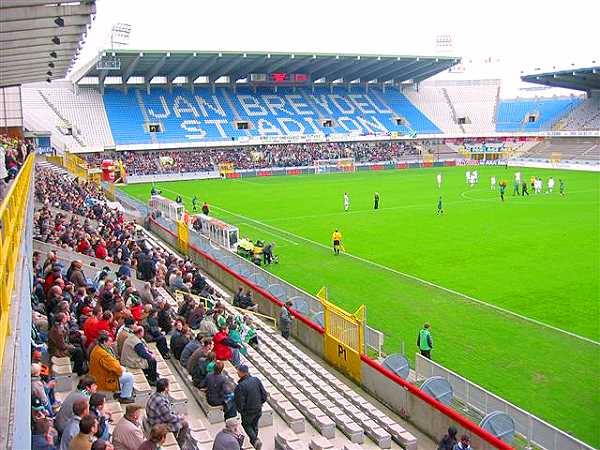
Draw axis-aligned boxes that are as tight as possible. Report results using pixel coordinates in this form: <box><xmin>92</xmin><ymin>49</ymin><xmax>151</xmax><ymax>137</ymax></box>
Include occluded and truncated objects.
<box><xmin>550</xmin><ymin>152</ymin><xmax>562</xmax><ymax>165</ymax></box>
<box><xmin>320</xmin><ymin>293</ymin><xmax>365</xmax><ymax>383</ymax></box>
<box><xmin>176</xmin><ymin>220</ymin><xmax>190</xmax><ymax>255</ymax></box>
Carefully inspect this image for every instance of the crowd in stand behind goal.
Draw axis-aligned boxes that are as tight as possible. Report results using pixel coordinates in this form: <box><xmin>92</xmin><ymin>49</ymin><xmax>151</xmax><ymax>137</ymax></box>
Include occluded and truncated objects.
<box><xmin>81</xmin><ymin>141</ymin><xmax>423</xmax><ymax>175</ymax></box>
<box><xmin>30</xmin><ymin>169</ymin><xmax>296</xmax><ymax>450</ymax></box>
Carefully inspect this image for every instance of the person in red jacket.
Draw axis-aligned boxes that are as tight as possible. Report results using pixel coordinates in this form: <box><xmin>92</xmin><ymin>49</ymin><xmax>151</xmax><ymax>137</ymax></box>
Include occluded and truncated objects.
<box><xmin>95</xmin><ymin>240</ymin><xmax>108</xmax><ymax>260</ymax></box>
<box><xmin>83</xmin><ymin>306</ymin><xmax>103</xmax><ymax>349</ymax></box>
<box><xmin>129</xmin><ymin>297</ymin><xmax>143</xmax><ymax>322</ymax></box>
<box><xmin>213</xmin><ymin>326</ymin><xmax>242</xmax><ymax>364</ymax></box>
<box><xmin>77</xmin><ymin>237</ymin><xmax>91</xmax><ymax>254</ymax></box>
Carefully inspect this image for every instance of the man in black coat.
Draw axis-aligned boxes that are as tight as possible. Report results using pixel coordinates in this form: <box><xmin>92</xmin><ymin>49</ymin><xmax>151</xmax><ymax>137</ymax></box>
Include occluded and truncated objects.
<box><xmin>234</xmin><ymin>365</ymin><xmax>268</xmax><ymax>450</ymax></box>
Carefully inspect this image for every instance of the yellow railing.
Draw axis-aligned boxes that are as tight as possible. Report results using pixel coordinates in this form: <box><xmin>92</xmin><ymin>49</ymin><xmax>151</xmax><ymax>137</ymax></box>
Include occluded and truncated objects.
<box><xmin>0</xmin><ymin>153</ymin><xmax>35</xmax><ymax>369</ymax></box>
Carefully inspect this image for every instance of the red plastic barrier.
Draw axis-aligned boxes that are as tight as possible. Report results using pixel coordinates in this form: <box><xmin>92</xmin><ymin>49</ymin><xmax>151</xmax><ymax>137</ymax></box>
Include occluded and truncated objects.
<box><xmin>225</xmin><ymin>172</ymin><xmax>241</xmax><ymax>179</ymax></box>
<box><xmin>360</xmin><ymin>355</ymin><xmax>514</xmax><ymax>450</ymax></box>
<box><xmin>445</xmin><ymin>160</ymin><xmax>457</xmax><ymax>167</ymax></box>
<box><xmin>423</xmin><ymin>162</ymin><xmax>433</xmax><ymax>168</ymax></box>
<box><xmin>257</xmin><ymin>171</ymin><xmax>272</xmax><ymax>177</ymax></box>
<box><xmin>150</xmin><ymin>218</ymin><xmax>325</xmax><ymax>335</ymax></box>
<box><xmin>287</xmin><ymin>169</ymin><xmax>302</xmax><ymax>175</ymax></box>
<box><xmin>371</xmin><ymin>164</ymin><xmax>384</xmax><ymax>170</ymax></box>
<box><xmin>395</xmin><ymin>163</ymin><xmax>408</xmax><ymax>169</ymax></box>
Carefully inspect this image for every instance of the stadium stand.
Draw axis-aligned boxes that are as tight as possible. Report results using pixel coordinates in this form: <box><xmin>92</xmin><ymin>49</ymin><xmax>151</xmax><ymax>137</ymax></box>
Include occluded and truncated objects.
<box><xmin>403</xmin><ymin>84</ymin><xmax>463</xmax><ymax>134</ymax></box>
<box><xmin>521</xmin><ymin>137</ymin><xmax>600</xmax><ymax>161</ymax></box>
<box><xmin>26</xmin><ymin>163</ymin><xmax>429</xmax><ymax>449</ymax></box>
<box><xmin>553</xmin><ymin>95</ymin><xmax>600</xmax><ymax>131</ymax></box>
<box><xmin>102</xmin><ymin>86</ymin><xmax>441</xmax><ymax>144</ymax></box>
<box><xmin>495</xmin><ymin>97</ymin><xmax>583</xmax><ymax>132</ymax></box>
<box><xmin>442</xmin><ymin>80</ymin><xmax>500</xmax><ymax>134</ymax></box>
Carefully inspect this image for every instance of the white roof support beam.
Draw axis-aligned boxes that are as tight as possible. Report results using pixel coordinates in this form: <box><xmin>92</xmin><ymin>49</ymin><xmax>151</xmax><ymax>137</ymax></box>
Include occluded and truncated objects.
<box><xmin>187</xmin><ymin>55</ymin><xmax>220</xmax><ymax>83</ymax></box>
<box><xmin>166</xmin><ymin>53</ymin><xmax>197</xmax><ymax>83</ymax></box>
<box><xmin>1</xmin><ymin>34</ymin><xmax>82</xmax><ymax>50</ymax></box>
<box><xmin>144</xmin><ymin>53</ymin><xmax>170</xmax><ymax>83</ymax></box>
<box><xmin>1</xmin><ymin>42</ymin><xmax>78</xmax><ymax>57</ymax></box>
<box><xmin>229</xmin><ymin>56</ymin><xmax>269</xmax><ymax>82</ymax></box>
<box><xmin>369</xmin><ymin>60</ymin><xmax>421</xmax><ymax>83</ymax></box>
<box><xmin>209</xmin><ymin>56</ymin><xmax>247</xmax><ymax>81</ymax></box>
<box><xmin>1</xmin><ymin>14</ymin><xmax>92</xmax><ymax>33</ymax></box>
<box><xmin>121</xmin><ymin>53</ymin><xmax>143</xmax><ymax>83</ymax></box>
<box><xmin>1</xmin><ymin>3</ymin><xmax>96</xmax><ymax>22</ymax></box>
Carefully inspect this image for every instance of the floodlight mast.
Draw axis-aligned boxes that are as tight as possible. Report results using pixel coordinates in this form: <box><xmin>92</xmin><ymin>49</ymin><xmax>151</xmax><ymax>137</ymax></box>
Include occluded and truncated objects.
<box><xmin>111</xmin><ymin>23</ymin><xmax>132</xmax><ymax>48</ymax></box>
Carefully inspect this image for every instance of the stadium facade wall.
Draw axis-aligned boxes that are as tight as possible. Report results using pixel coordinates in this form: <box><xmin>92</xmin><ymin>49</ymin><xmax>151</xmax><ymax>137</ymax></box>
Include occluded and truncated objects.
<box><xmin>144</xmin><ymin>212</ymin><xmax>512</xmax><ymax>450</ymax></box>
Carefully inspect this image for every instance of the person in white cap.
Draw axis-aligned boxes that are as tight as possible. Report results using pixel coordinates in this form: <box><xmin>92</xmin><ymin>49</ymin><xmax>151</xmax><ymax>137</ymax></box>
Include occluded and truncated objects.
<box><xmin>212</xmin><ymin>417</ymin><xmax>245</xmax><ymax>450</ymax></box>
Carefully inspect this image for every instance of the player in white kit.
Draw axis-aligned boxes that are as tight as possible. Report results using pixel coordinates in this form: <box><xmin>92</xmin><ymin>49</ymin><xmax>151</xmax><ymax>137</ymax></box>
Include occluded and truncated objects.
<box><xmin>473</xmin><ymin>170</ymin><xmax>479</xmax><ymax>183</ymax></box>
<box><xmin>466</xmin><ymin>171</ymin><xmax>471</xmax><ymax>184</ymax></box>
<box><xmin>491</xmin><ymin>176</ymin><xmax>496</xmax><ymax>190</ymax></box>
<box><xmin>343</xmin><ymin>192</ymin><xmax>350</xmax><ymax>211</ymax></box>
<box><xmin>547</xmin><ymin>177</ymin><xmax>555</xmax><ymax>193</ymax></box>
<box><xmin>436</xmin><ymin>173</ymin><xmax>442</xmax><ymax>188</ymax></box>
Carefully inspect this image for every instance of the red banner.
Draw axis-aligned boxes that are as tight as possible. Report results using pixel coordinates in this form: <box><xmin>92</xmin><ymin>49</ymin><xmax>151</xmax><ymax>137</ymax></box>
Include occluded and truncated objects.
<box><xmin>445</xmin><ymin>160</ymin><xmax>457</xmax><ymax>166</ymax></box>
<box><xmin>395</xmin><ymin>163</ymin><xmax>408</xmax><ymax>169</ymax></box>
<box><xmin>225</xmin><ymin>172</ymin><xmax>241</xmax><ymax>179</ymax></box>
<box><xmin>257</xmin><ymin>171</ymin><xmax>272</xmax><ymax>177</ymax></box>
<box><xmin>287</xmin><ymin>169</ymin><xmax>302</xmax><ymax>175</ymax></box>
<box><xmin>371</xmin><ymin>164</ymin><xmax>384</xmax><ymax>170</ymax></box>
<box><xmin>423</xmin><ymin>162</ymin><xmax>433</xmax><ymax>168</ymax></box>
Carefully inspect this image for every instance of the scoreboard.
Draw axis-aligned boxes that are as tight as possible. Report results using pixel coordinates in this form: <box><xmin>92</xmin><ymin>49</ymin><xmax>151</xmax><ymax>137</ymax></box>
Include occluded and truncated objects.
<box><xmin>250</xmin><ymin>72</ymin><xmax>310</xmax><ymax>85</ymax></box>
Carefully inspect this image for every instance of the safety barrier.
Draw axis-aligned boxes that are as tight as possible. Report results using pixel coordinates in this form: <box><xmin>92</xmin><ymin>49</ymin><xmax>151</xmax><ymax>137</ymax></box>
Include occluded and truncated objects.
<box><xmin>0</xmin><ymin>153</ymin><xmax>34</xmax><ymax>370</ymax></box>
<box><xmin>415</xmin><ymin>354</ymin><xmax>594</xmax><ymax>450</ymax></box>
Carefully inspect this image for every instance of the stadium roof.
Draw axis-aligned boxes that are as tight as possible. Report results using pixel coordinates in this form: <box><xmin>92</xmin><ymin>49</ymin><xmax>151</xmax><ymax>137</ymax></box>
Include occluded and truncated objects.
<box><xmin>0</xmin><ymin>0</ymin><xmax>96</xmax><ymax>88</ymax></box>
<box><xmin>521</xmin><ymin>66</ymin><xmax>600</xmax><ymax>92</ymax></box>
<box><xmin>72</xmin><ymin>49</ymin><xmax>460</xmax><ymax>86</ymax></box>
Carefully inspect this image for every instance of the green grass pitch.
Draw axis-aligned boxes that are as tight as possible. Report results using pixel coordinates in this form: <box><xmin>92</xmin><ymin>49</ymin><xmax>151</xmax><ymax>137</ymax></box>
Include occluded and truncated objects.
<box><xmin>122</xmin><ymin>165</ymin><xmax>600</xmax><ymax>446</ymax></box>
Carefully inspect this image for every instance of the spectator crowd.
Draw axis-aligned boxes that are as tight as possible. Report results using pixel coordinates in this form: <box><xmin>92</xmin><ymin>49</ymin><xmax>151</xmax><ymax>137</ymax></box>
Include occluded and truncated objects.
<box><xmin>30</xmin><ymin>169</ymin><xmax>270</xmax><ymax>450</ymax></box>
<box><xmin>81</xmin><ymin>141</ymin><xmax>422</xmax><ymax>175</ymax></box>
<box><xmin>1</xmin><ymin>133</ymin><xmax>33</xmax><ymax>200</ymax></box>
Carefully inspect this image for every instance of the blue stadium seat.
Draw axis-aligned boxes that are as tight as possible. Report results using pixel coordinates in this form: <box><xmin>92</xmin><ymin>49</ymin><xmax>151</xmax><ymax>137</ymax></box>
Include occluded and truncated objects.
<box><xmin>495</xmin><ymin>97</ymin><xmax>582</xmax><ymax>132</ymax></box>
<box><xmin>103</xmin><ymin>86</ymin><xmax>441</xmax><ymax>145</ymax></box>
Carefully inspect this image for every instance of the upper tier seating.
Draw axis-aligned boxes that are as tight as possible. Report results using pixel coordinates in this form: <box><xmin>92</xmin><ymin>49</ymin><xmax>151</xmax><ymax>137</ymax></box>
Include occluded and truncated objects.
<box><xmin>555</xmin><ymin>96</ymin><xmax>600</xmax><ymax>131</ymax></box>
<box><xmin>103</xmin><ymin>86</ymin><xmax>440</xmax><ymax>145</ymax></box>
<box><xmin>495</xmin><ymin>97</ymin><xmax>582</xmax><ymax>132</ymax></box>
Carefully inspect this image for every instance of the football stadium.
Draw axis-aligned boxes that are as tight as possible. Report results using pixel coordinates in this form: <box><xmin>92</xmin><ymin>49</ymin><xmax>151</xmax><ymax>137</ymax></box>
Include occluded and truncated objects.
<box><xmin>1</xmin><ymin>1</ymin><xmax>599</xmax><ymax>450</ymax></box>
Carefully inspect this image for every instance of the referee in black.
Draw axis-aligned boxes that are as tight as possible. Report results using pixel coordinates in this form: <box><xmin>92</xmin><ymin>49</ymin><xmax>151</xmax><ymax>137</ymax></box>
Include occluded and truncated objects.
<box><xmin>374</xmin><ymin>192</ymin><xmax>380</xmax><ymax>210</ymax></box>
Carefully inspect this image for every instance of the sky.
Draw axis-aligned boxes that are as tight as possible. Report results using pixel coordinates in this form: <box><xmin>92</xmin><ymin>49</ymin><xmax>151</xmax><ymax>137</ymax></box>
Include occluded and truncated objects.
<box><xmin>73</xmin><ymin>0</ymin><xmax>600</xmax><ymax>93</ymax></box>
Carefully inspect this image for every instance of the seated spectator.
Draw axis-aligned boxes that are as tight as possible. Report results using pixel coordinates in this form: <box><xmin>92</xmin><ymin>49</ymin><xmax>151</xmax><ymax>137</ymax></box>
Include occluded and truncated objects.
<box><xmin>68</xmin><ymin>261</ymin><xmax>88</xmax><ymax>289</ymax></box>
<box><xmin>138</xmin><ymin>424</ymin><xmax>169</xmax><ymax>450</ymax></box>
<box><xmin>89</xmin><ymin>393</ymin><xmax>111</xmax><ymax>441</ymax></box>
<box><xmin>32</xmin><ymin>363</ymin><xmax>59</xmax><ymax>417</ymax></box>
<box><xmin>90</xmin><ymin>439</ymin><xmax>113</xmax><ymax>450</ymax></box>
<box><xmin>213</xmin><ymin>326</ymin><xmax>242</xmax><ymax>367</ymax></box>
<box><xmin>169</xmin><ymin>319</ymin><xmax>190</xmax><ymax>360</ymax></box>
<box><xmin>437</xmin><ymin>426</ymin><xmax>458</xmax><ymax>450</ymax></box>
<box><xmin>238</xmin><ymin>291</ymin><xmax>257</xmax><ymax>311</ymax></box>
<box><xmin>145</xmin><ymin>379</ymin><xmax>192</xmax><ymax>448</ymax></box>
<box><xmin>186</xmin><ymin>337</ymin><xmax>213</xmax><ymax>374</ymax></box>
<box><xmin>59</xmin><ymin>399</ymin><xmax>89</xmax><ymax>450</ymax></box>
<box><xmin>32</xmin><ymin>417</ymin><xmax>57</xmax><ymax>450</ymax></box>
<box><xmin>89</xmin><ymin>333</ymin><xmax>135</xmax><ymax>404</ymax></box>
<box><xmin>197</xmin><ymin>312</ymin><xmax>218</xmax><ymax>337</ymax></box>
<box><xmin>232</xmin><ymin>287</ymin><xmax>244</xmax><ymax>308</ymax></box>
<box><xmin>68</xmin><ymin>414</ymin><xmax>98</xmax><ymax>450</ymax></box>
<box><xmin>212</xmin><ymin>416</ymin><xmax>244</xmax><ymax>450</ymax></box>
<box><xmin>142</xmin><ymin>309</ymin><xmax>170</xmax><ymax>359</ymax></box>
<box><xmin>205</xmin><ymin>361</ymin><xmax>235</xmax><ymax>416</ymax></box>
<box><xmin>120</xmin><ymin>326</ymin><xmax>158</xmax><ymax>385</ymax></box>
<box><xmin>48</xmin><ymin>312</ymin><xmax>87</xmax><ymax>376</ymax></box>
<box><xmin>179</xmin><ymin>333</ymin><xmax>202</xmax><ymax>368</ymax></box>
<box><xmin>82</xmin><ymin>306</ymin><xmax>103</xmax><ymax>350</ymax></box>
<box><xmin>157</xmin><ymin>302</ymin><xmax>173</xmax><ymax>334</ymax></box>
<box><xmin>55</xmin><ymin>375</ymin><xmax>97</xmax><ymax>433</ymax></box>
<box><xmin>111</xmin><ymin>404</ymin><xmax>145</xmax><ymax>450</ymax></box>
<box><xmin>115</xmin><ymin>317</ymin><xmax>135</xmax><ymax>359</ymax></box>
<box><xmin>192</xmin><ymin>351</ymin><xmax>215</xmax><ymax>389</ymax></box>
<box><xmin>454</xmin><ymin>435</ymin><xmax>473</xmax><ymax>450</ymax></box>
<box><xmin>187</xmin><ymin>303</ymin><xmax>205</xmax><ymax>330</ymax></box>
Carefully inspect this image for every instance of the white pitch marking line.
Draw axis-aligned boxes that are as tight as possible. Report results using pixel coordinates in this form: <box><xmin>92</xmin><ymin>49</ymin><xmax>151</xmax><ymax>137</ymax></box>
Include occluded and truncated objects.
<box><xmin>208</xmin><ymin>202</ymin><xmax>600</xmax><ymax>347</ymax></box>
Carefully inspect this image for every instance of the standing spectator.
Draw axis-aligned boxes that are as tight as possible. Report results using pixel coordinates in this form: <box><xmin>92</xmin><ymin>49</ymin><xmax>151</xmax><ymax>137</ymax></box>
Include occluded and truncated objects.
<box><xmin>68</xmin><ymin>414</ymin><xmax>98</xmax><ymax>450</ymax></box>
<box><xmin>417</xmin><ymin>323</ymin><xmax>433</xmax><ymax>359</ymax></box>
<box><xmin>437</xmin><ymin>426</ymin><xmax>458</xmax><ymax>450</ymax></box>
<box><xmin>88</xmin><ymin>333</ymin><xmax>135</xmax><ymax>404</ymax></box>
<box><xmin>212</xmin><ymin>417</ymin><xmax>244</xmax><ymax>450</ymax></box>
<box><xmin>68</xmin><ymin>261</ymin><xmax>88</xmax><ymax>288</ymax></box>
<box><xmin>59</xmin><ymin>399</ymin><xmax>89</xmax><ymax>450</ymax></box>
<box><xmin>55</xmin><ymin>375</ymin><xmax>97</xmax><ymax>433</ymax></box>
<box><xmin>145</xmin><ymin>379</ymin><xmax>192</xmax><ymax>449</ymax></box>
<box><xmin>111</xmin><ymin>404</ymin><xmax>145</xmax><ymax>450</ymax></box>
<box><xmin>278</xmin><ymin>301</ymin><xmax>293</xmax><ymax>339</ymax></box>
<box><xmin>234</xmin><ymin>365</ymin><xmax>268</xmax><ymax>450</ymax></box>
<box><xmin>138</xmin><ymin>424</ymin><xmax>169</xmax><ymax>450</ymax></box>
